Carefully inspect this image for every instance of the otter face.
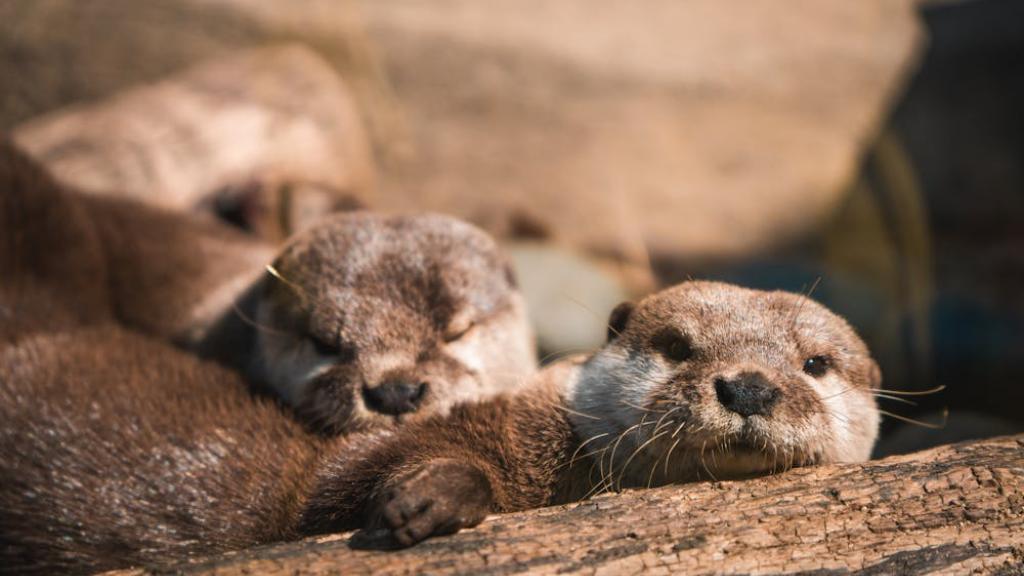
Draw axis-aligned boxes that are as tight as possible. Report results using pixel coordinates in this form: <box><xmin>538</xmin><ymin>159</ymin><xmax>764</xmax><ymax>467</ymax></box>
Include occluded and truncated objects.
<box><xmin>247</xmin><ymin>213</ymin><xmax>536</xmax><ymax>434</ymax></box>
<box><xmin>571</xmin><ymin>281</ymin><xmax>880</xmax><ymax>488</ymax></box>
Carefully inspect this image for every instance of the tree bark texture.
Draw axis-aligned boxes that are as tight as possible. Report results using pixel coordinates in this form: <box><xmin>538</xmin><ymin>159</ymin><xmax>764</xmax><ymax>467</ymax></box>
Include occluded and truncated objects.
<box><xmin>119</xmin><ymin>434</ymin><xmax>1024</xmax><ymax>575</ymax></box>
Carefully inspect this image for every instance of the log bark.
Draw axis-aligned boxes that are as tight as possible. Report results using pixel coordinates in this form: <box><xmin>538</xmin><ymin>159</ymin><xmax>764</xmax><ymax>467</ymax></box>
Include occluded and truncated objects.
<box><xmin>12</xmin><ymin>44</ymin><xmax>376</xmax><ymax>241</ymax></box>
<box><xmin>122</xmin><ymin>434</ymin><xmax>1024</xmax><ymax>575</ymax></box>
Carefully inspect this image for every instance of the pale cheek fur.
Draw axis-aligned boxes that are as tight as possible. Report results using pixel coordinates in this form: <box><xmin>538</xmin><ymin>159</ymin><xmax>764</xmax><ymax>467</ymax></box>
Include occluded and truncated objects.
<box><xmin>445</xmin><ymin>329</ymin><xmax>486</xmax><ymax>375</ymax></box>
<box><xmin>570</xmin><ymin>350</ymin><xmax>670</xmax><ymax>451</ymax></box>
<box><xmin>252</xmin><ymin>305</ymin><xmax>334</xmax><ymax>406</ymax></box>
<box><xmin>448</xmin><ymin>302</ymin><xmax>537</xmax><ymax>395</ymax></box>
<box><xmin>808</xmin><ymin>372</ymin><xmax>878</xmax><ymax>462</ymax></box>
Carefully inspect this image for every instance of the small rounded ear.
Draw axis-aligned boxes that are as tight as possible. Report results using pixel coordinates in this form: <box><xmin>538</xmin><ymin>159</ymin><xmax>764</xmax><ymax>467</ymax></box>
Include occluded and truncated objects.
<box><xmin>867</xmin><ymin>359</ymin><xmax>882</xmax><ymax>389</ymax></box>
<box><xmin>607</xmin><ymin>301</ymin><xmax>635</xmax><ymax>342</ymax></box>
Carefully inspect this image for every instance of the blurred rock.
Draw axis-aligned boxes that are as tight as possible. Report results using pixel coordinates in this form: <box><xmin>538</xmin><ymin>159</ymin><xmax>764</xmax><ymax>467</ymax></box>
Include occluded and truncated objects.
<box><xmin>507</xmin><ymin>243</ymin><xmax>631</xmax><ymax>358</ymax></box>
<box><xmin>358</xmin><ymin>0</ymin><xmax>924</xmax><ymax>270</ymax></box>
<box><xmin>13</xmin><ymin>45</ymin><xmax>376</xmax><ymax>241</ymax></box>
<box><xmin>1</xmin><ymin>0</ymin><xmax>926</xmax><ymax>358</ymax></box>
<box><xmin>0</xmin><ymin>0</ymin><xmax>390</xmax><ymax>137</ymax></box>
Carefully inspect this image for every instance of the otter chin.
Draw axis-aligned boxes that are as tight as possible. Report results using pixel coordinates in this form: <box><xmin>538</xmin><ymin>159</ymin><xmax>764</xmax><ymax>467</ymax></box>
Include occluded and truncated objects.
<box><xmin>570</xmin><ymin>281</ymin><xmax>881</xmax><ymax>488</ymax></box>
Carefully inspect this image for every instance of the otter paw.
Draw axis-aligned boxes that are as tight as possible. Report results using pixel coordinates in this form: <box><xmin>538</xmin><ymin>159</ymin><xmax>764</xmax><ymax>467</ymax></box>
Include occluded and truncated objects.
<box><xmin>377</xmin><ymin>458</ymin><xmax>492</xmax><ymax>547</ymax></box>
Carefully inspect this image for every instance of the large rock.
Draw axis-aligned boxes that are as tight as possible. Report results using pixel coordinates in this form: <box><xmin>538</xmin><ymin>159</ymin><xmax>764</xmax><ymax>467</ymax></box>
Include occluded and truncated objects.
<box><xmin>13</xmin><ymin>45</ymin><xmax>376</xmax><ymax>241</ymax></box>
<box><xmin>360</xmin><ymin>0</ymin><xmax>923</xmax><ymax>264</ymax></box>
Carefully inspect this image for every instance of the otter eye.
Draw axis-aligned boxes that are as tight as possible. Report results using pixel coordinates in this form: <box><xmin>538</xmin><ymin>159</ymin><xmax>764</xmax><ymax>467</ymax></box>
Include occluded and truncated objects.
<box><xmin>311</xmin><ymin>337</ymin><xmax>336</xmax><ymax>356</ymax></box>
<box><xmin>803</xmin><ymin>355</ymin><xmax>831</xmax><ymax>377</ymax></box>
<box><xmin>443</xmin><ymin>314</ymin><xmax>475</xmax><ymax>342</ymax></box>
<box><xmin>310</xmin><ymin>337</ymin><xmax>356</xmax><ymax>363</ymax></box>
<box><xmin>655</xmin><ymin>331</ymin><xmax>693</xmax><ymax>362</ymax></box>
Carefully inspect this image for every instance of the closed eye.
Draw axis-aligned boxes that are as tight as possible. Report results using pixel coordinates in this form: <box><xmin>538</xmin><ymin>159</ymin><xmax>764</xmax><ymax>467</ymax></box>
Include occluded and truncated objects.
<box><xmin>443</xmin><ymin>315</ymin><xmax>476</xmax><ymax>342</ymax></box>
<box><xmin>309</xmin><ymin>336</ymin><xmax>356</xmax><ymax>363</ymax></box>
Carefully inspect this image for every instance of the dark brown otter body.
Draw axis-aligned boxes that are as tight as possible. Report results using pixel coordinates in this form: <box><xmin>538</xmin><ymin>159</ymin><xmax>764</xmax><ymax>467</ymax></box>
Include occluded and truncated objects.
<box><xmin>303</xmin><ymin>282</ymin><xmax>882</xmax><ymax>547</ymax></box>
<box><xmin>0</xmin><ymin>139</ymin><xmax>274</xmax><ymax>346</ymax></box>
<box><xmin>0</xmin><ymin>141</ymin><xmax>534</xmax><ymax>572</ymax></box>
<box><xmin>1</xmin><ymin>327</ymin><xmax>322</xmax><ymax>573</ymax></box>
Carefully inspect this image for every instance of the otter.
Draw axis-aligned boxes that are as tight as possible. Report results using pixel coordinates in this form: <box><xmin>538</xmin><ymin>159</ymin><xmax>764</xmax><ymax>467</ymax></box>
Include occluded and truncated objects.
<box><xmin>198</xmin><ymin>212</ymin><xmax>536</xmax><ymax>434</ymax></box>
<box><xmin>300</xmin><ymin>282</ymin><xmax>882</xmax><ymax>546</ymax></box>
<box><xmin>1</xmin><ymin>140</ymin><xmax>536</xmax><ymax>431</ymax></box>
<box><xmin>0</xmin><ymin>141</ymin><xmax>537</xmax><ymax>572</ymax></box>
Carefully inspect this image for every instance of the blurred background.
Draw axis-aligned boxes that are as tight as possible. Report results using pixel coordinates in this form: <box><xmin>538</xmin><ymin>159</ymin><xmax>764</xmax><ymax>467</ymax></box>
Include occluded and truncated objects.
<box><xmin>2</xmin><ymin>0</ymin><xmax>1021</xmax><ymax>456</ymax></box>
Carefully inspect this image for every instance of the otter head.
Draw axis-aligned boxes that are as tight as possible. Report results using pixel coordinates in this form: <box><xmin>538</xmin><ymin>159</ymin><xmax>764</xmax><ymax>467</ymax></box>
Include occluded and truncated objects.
<box><xmin>242</xmin><ymin>212</ymin><xmax>535</xmax><ymax>434</ymax></box>
<box><xmin>571</xmin><ymin>281</ymin><xmax>880</xmax><ymax>488</ymax></box>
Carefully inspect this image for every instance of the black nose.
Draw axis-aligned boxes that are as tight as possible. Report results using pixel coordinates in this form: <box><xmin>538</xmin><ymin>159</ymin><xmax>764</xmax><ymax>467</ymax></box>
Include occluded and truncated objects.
<box><xmin>714</xmin><ymin>372</ymin><xmax>780</xmax><ymax>417</ymax></box>
<box><xmin>363</xmin><ymin>380</ymin><xmax>427</xmax><ymax>415</ymax></box>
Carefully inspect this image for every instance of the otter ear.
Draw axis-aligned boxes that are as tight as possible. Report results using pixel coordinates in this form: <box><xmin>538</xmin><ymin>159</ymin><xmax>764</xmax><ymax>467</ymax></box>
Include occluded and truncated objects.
<box><xmin>607</xmin><ymin>301</ymin><xmax>634</xmax><ymax>342</ymax></box>
<box><xmin>867</xmin><ymin>359</ymin><xmax>882</xmax><ymax>389</ymax></box>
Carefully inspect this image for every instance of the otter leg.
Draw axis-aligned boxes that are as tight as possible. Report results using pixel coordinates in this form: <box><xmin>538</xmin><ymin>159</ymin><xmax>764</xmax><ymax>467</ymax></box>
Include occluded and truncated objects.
<box><xmin>375</xmin><ymin>458</ymin><xmax>493</xmax><ymax>546</ymax></box>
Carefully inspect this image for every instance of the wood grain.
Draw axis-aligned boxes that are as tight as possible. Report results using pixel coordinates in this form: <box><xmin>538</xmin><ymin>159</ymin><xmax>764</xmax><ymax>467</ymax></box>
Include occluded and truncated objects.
<box><xmin>122</xmin><ymin>434</ymin><xmax>1024</xmax><ymax>575</ymax></box>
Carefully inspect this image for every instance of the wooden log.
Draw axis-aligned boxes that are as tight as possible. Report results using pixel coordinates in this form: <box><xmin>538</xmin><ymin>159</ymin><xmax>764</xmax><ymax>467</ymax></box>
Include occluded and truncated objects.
<box><xmin>121</xmin><ymin>434</ymin><xmax>1024</xmax><ymax>575</ymax></box>
<box><xmin>12</xmin><ymin>44</ymin><xmax>376</xmax><ymax>241</ymax></box>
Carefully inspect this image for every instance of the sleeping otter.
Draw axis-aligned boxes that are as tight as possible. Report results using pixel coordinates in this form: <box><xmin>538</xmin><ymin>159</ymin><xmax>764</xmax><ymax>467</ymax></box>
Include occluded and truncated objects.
<box><xmin>0</xmin><ymin>140</ymin><xmax>536</xmax><ymax>572</ymax></box>
<box><xmin>1</xmin><ymin>139</ymin><xmax>536</xmax><ymax>432</ymax></box>
<box><xmin>199</xmin><ymin>211</ymin><xmax>536</xmax><ymax>433</ymax></box>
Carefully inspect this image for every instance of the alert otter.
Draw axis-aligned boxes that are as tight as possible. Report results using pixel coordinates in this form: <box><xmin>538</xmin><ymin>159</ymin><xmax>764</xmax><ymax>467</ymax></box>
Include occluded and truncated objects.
<box><xmin>302</xmin><ymin>282</ymin><xmax>882</xmax><ymax>546</ymax></box>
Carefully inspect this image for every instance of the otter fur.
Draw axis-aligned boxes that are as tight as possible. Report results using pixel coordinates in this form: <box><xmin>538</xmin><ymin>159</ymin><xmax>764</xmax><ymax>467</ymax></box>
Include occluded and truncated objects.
<box><xmin>2</xmin><ymin>138</ymin><xmax>536</xmax><ymax>431</ymax></box>
<box><xmin>199</xmin><ymin>211</ymin><xmax>535</xmax><ymax>433</ymax></box>
<box><xmin>301</xmin><ymin>282</ymin><xmax>882</xmax><ymax>546</ymax></box>
<box><xmin>0</xmin><ymin>140</ymin><xmax>534</xmax><ymax>572</ymax></box>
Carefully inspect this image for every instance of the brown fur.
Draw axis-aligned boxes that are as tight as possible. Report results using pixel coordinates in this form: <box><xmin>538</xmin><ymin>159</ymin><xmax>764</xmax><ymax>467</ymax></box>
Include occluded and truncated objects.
<box><xmin>2</xmin><ymin>136</ymin><xmax>536</xmax><ymax>431</ymax></box>
<box><xmin>199</xmin><ymin>210</ymin><xmax>536</xmax><ymax>434</ymax></box>
<box><xmin>0</xmin><ymin>327</ymin><xmax>323</xmax><ymax>573</ymax></box>
<box><xmin>303</xmin><ymin>283</ymin><xmax>882</xmax><ymax>547</ymax></box>
<box><xmin>0</xmin><ymin>138</ymin><xmax>273</xmax><ymax>344</ymax></box>
<box><xmin>0</xmin><ymin>140</ymin><xmax>533</xmax><ymax>572</ymax></box>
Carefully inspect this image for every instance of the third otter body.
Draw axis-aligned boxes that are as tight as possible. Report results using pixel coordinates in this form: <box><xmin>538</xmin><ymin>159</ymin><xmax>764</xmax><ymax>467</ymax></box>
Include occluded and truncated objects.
<box><xmin>302</xmin><ymin>282</ymin><xmax>882</xmax><ymax>546</ymax></box>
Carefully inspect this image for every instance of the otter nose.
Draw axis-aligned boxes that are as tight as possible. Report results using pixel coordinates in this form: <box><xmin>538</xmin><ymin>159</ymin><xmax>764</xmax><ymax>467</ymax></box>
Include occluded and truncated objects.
<box><xmin>363</xmin><ymin>380</ymin><xmax>427</xmax><ymax>416</ymax></box>
<box><xmin>714</xmin><ymin>372</ymin><xmax>780</xmax><ymax>417</ymax></box>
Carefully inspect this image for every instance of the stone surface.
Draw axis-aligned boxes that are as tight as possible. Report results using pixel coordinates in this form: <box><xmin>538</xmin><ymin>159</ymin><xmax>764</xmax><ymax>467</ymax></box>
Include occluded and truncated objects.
<box><xmin>0</xmin><ymin>0</ymin><xmax>924</xmax><ymax>263</ymax></box>
<box><xmin>359</xmin><ymin>0</ymin><xmax>924</xmax><ymax>265</ymax></box>
<box><xmin>13</xmin><ymin>44</ymin><xmax>375</xmax><ymax>240</ymax></box>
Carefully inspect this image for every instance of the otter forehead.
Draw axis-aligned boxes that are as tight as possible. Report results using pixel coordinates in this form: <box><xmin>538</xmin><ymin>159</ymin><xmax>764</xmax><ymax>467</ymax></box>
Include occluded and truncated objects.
<box><xmin>307</xmin><ymin>292</ymin><xmax>435</xmax><ymax>349</ymax></box>
<box><xmin>627</xmin><ymin>281</ymin><xmax>866</xmax><ymax>365</ymax></box>
<box><xmin>277</xmin><ymin>212</ymin><xmax>514</xmax><ymax>321</ymax></box>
